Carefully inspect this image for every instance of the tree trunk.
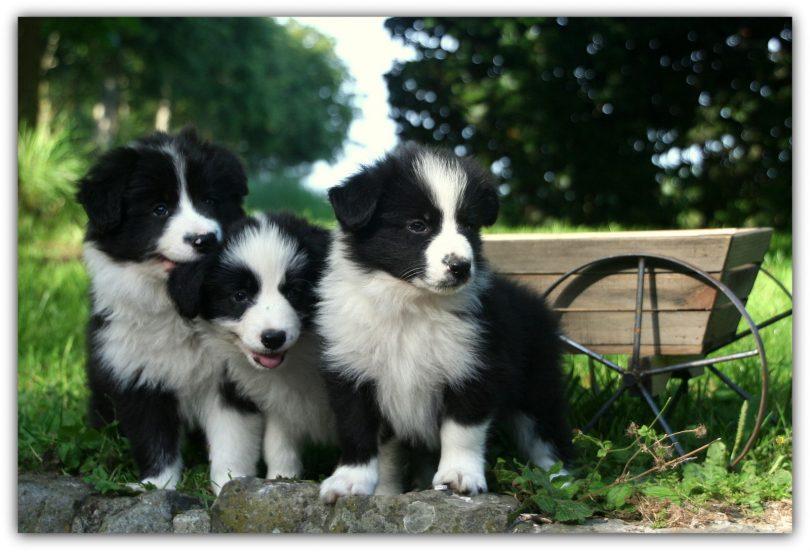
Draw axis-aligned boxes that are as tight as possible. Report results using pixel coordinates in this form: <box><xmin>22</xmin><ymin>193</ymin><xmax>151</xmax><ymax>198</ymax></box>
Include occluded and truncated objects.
<box><xmin>96</xmin><ymin>77</ymin><xmax>120</xmax><ymax>148</ymax></box>
<box><xmin>18</xmin><ymin>18</ymin><xmax>45</xmax><ymax>129</ymax></box>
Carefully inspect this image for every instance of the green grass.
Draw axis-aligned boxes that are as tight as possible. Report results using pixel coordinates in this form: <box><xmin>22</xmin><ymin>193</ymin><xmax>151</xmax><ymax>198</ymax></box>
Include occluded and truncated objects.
<box><xmin>246</xmin><ymin>172</ymin><xmax>335</xmax><ymax>226</ymax></box>
<box><xmin>18</xmin><ymin>209</ymin><xmax>792</xmax><ymax>519</ymax></box>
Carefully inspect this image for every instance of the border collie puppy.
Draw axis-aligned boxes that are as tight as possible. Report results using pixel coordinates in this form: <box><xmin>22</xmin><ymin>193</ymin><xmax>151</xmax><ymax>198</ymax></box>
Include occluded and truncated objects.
<box><xmin>316</xmin><ymin>143</ymin><xmax>572</xmax><ymax>502</ymax></box>
<box><xmin>168</xmin><ymin>212</ymin><xmax>336</xmax><ymax>479</ymax></box>
<box><xmin>77</xmin><ymin>128</ymin><xmax>262</xmax><ymax>494</ymax></box>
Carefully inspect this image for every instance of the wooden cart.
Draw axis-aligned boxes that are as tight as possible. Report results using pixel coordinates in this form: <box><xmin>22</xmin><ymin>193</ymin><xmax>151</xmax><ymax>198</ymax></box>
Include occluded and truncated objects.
<box><xmin>483</xmin><ymin>228</ymin><xmax>792</xmax><ymax>466</ymax></box>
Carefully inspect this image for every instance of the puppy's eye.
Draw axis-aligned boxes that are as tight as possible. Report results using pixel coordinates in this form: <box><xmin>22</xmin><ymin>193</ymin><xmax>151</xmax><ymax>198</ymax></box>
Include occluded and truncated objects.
<box><xmin>407</xmin><ymin>220</ymin><xmax>429</xmax><ymax>234</ymax></box>
<box><xmin>459</xmin><ymin>221</ymin><xmax>474</xmax><ymax>232</ymax></box>
<box><xmin>203</xmin><ymin>197</ymin><xmax>215</xmax><ymax>206</ymax></box>
<box><xmin>153</xmin><ymin>204</ymin><xmax>170</xmax><ymax>217</ymax></box>
<box><xmin>233</xmin><ymin>290</ymin><xmax>249</xmax><ymax>303</ymax></box>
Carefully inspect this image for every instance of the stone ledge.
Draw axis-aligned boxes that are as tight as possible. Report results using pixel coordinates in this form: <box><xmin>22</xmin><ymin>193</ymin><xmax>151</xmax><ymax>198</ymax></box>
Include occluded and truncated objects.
<box><xmin>16</xmin><ymin>473</ymin><xmax>791</xmax><ymax>534</ymax></box>
<box><xmin>211</xmin><ymin>477</ymin><xmax>519</xmax><ymax>533</ymax></box>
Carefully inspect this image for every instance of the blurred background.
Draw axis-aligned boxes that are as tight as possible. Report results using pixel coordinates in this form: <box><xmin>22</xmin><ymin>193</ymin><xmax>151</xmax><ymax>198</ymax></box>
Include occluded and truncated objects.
<box><xmin>17</xmin><ymin>17</ymin><xmax>793</xmax><ymax>499</ymax></box>
<box><xmin>18</xmin><ymin>16</ymin><xmax>792</xmax><ymax>234</ymax></box>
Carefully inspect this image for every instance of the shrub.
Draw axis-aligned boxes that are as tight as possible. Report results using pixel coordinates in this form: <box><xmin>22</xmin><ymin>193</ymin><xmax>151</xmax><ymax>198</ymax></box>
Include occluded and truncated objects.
<box><xmin>18</xmin><ymin>121</ymin><xmax>88</xmax><ymax>226</ymax></box>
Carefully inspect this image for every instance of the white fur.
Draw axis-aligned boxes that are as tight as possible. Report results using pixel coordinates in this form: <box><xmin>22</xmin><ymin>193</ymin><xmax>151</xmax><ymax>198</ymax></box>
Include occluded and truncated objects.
<box><xmin>264</xmin><ymin>415</ymin><xmax>303</xmax><ymax>479</ymax></box>
<box><xmin>510</xmin><ymin>413</ymin><xmax>567</xmax><ymax>475</ymax></box>
<box><xmin>85</xmin><ymin>242</ymin><xmax>220</xmax><ymax>392</ymax></box>
<box><xmin>204</xmin><ymin>391</ymin><xmax>263</xmax><ymax>493</ymax></box>
<box><xmin>317</xmin><ymin>232</ymin><xmax>489</xmax><ymax>449</ymax></box>
<box><xmin>217</xmin><ymin>215</ymin><xmax>306</xmax><ymax>354</ymax></box>
<box><xmin>128</xmin><ymin>455</ymin><xmax>183</xmax><ymax>491</ymax></box>
<box><xmin>432</xmin><ymin>419</ymin><xmax>490</xmax><ymax>495</ymax></box>
<box><xmin>84</xmin><ymin>243</ymin><xmax>260</xmax><ymax>495</ymax></box>
<box><xmin>155</xmin><ymin>144</ymin><xmax>222</xmax><ymax>263</ymax></box>
<box><xmin>315</xmin><ymin>154</ymin><xmax>492</xmax><ymax>501</ymax></box>
<box><xmin>413</xmin><ymin>152</ymin><xmax>474</xmax><ymax>290</ymax></box>
<box><xmin>319</xmin><ymin>459</ymin><xmax>380</xmax><ymax>504</ymax></box>
<box><xmin>375</xmin><ymin>439</ymin><xmax>403</xmax><ymax>496</ymax></box>
<box><xmin>202</xmin><ymin>220</ymin><xmax>337</xmax><ymax>481</ymax></box>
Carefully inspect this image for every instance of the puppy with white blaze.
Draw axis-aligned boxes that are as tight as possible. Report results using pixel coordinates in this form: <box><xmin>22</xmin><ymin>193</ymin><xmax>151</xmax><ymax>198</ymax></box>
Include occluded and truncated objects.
<box><xmin>77</xmin><ymin>127</ymin><xmax>262</xmax><ymax>494</ymax></box>
<box><xmin>316</xmin><ymin>143</ymin><xmax>572</xmax><ymax>503</ymax></box>
<box><xmin>168</xmin><ymin>212</ymin><xmax>336</xmax><ymax>480</ymax></box>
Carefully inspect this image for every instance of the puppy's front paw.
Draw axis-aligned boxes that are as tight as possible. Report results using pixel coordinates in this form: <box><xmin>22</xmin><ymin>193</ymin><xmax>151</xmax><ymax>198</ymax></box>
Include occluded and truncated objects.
<box><xmin>432</xmin><ymin>465</ymin><xmax>487</xmax><ymax>495</ymax></box>
<box><xmin>125</xmin><ymin>481</ymin><xmax>154</xmax><ymax>493</ymax></box>
<box><xmin>319</xmin><ymin>462</ymin><xmax>378</xmax><ymax>504</ymax></box>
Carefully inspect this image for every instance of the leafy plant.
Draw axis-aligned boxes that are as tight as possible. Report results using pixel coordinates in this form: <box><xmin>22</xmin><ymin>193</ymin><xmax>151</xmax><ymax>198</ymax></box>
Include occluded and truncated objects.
<box><xmin>494</xmin><ymin>418</ymin><xmax>792</xmax><ymax>526</ymax></box>
<box><xmin>18</xmin><ymin>121</ymin><xmax>87</xmax><ymax>223</ymax></box>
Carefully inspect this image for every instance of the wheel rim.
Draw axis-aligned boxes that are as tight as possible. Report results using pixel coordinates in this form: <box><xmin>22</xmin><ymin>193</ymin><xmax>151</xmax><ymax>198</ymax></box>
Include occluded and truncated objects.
<box><xmin>543</xmin><ymin>254</ymin><xmax>769</xmax><ymax>467</ymax></box>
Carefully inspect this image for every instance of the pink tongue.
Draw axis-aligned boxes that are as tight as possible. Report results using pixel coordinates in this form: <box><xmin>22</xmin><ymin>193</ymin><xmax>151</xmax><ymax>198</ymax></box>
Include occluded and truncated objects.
<box><xmin>161</xmin><ymin>259</ymin><xmax>177</xmax><ymax>272</ymax></box>
<box><xmin>253</xmin><ymin>353</ymin><xmax>284</xmax><ymax>369</ymax></box>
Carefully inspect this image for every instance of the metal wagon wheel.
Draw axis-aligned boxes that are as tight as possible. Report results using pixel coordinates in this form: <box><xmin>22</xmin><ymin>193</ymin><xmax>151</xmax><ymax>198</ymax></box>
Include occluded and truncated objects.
<box><xmin>543</xmin><ymin>254</ymin><xmax>788</xmax><ymax>467</ymax></box>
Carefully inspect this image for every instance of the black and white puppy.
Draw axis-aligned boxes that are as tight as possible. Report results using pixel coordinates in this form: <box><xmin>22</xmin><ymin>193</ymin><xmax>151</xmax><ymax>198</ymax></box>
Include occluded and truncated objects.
<box><xmin>169</xmin><ymin>212</ymin><xmax>336</xmax><ymax>479</ymax></box>
<box><xmin>317</xmin><ymin>143</ymin><xmax>572</xmax><ymax>502</ymax></box>
<box><xmin>77</xmin><ymin>128</ymin><xmax>262</xmax><ymax>494</ymax></box>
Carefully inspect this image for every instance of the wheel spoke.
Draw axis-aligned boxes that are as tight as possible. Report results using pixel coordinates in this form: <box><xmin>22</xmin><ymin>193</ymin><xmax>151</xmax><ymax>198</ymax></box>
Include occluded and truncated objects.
<box><xmin>582</xmin><ymin>384</ymin><xmax>629</xmax><ymax>432</ymax></box>
<box><xmin>559</xmin><ymin>335</ymin><xmax>625</xmax><ymax>375</ymax></box>
<box><xmin>637</xmin><ymin>383</ymin><xmax>686</xmax><ymax>457</ymax></box>
<box><xmin>630</xmin><ymin>257</ymin><xmax>645</xmax><ymax>371</ymax></box>
<box><xmin>642</xmin><ymin>350</ymin><xmax>759</xmax><ymax>377</ymax></box>
<box><xmin>708</xmin><ymin>364</ymin><xmax>753</xmax><ymax>402</ymax></box>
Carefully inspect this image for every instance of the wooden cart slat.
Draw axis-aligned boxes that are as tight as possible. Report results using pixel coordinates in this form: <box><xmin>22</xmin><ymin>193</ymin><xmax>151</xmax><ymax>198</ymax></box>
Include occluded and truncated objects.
<box><xmin>503</xmin><ymin>263</ymin><xmax>759</xmax><ymax>312</ymax></box>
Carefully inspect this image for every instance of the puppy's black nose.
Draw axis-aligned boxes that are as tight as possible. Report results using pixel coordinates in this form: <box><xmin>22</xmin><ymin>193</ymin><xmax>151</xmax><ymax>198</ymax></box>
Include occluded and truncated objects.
<box><xmin>261</xmin><ymin>330</ymin><xmax>287</xmax><ymax>350</ymax></box>
<box><xmin>184</xmin><ymin>232</ymin><xmax>218</xmax><ymax>252</ymax></box>
<box><xmin>446</xmin><ymin>258</ymin><xmax>471</xmax><ymax>281</ymax></box>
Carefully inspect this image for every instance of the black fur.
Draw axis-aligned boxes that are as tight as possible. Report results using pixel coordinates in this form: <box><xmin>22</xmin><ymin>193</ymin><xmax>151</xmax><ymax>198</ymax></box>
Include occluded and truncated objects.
<box><xmin>168</xmin><ymin>211</ymin><xmax>330</xmax><ymax>331</ymax></box>
<box><xmin>219</xmin><ymin>375</ymin><xmax>261</xmax><ymax>415</ymax></box>
<box><xmin>331</xmin><ymin>143</ymin><xmax>498</xmax><ymax>287</ymax></box>
<box><xmin>77</xmin><ymin>126</ymin><xmax>247</xmax><ymax>262</ymax></box>
<box><xmin>322</xmin><ymin>143</ymin><xmax>572</xmax><ymax>476</ymax></box>
<box><xmin>79</xmin><ymin>128</ymin><xmax>249</xmax><ymax>482</ymax></box>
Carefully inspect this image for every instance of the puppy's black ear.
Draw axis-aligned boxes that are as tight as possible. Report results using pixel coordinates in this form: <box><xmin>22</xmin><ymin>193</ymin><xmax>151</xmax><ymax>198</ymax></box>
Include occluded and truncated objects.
<box><xmin>479</xmin><ymin>186</ymin><xmax>500</xmax><ymax>227</ymax></box>
<box><xmin>177</xmin><ymin>125</ymin><xmax>200</xmax><ymax>144</ymax></box>
<box><xmin>328</xmin><ymin>170</ymin><xmax>382</xmax><ymax>231</ymax></box>
<box><xmin>168</xmin><ymin>258</ymin><xmax>211</xmax><ymax>319</ymax></box>
<box><xmin>76</xmin><ymin>147</ymin><xmax>139</xmax><ymax>233</ymax></box>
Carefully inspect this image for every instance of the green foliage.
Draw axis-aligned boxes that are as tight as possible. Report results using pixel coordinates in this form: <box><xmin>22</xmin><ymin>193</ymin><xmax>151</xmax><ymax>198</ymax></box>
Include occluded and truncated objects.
<box><xmin>18</xmin><ymin>121</ymin><xmax>87</xmax><ymax>226</ymax></box>
<box><xmin>384</xmin><ymin>17</ymin><xmax>792</xmax><ymax>230</ymax></box>
<box><xmin>495</xmin><ymin>459</ymin><xmax>594</xmax><ymax>522</ymax></box>
<box><xmin>495</xmin><ymin>422</ymin><xmax>792</xmax><ymax>525</ymax></box>
<box><xmin>246</xmin><ymin>172</ymin><xmax>336</xmax><ymax>226</ymax></box>
<box><xmin>30</xmin><ymin>17</ymin><xmax>356</xmax><ymax>170</ymax></box>
<box><xmin>678</xmin><ymin>442</ymin><xmax>792</xmax><ymax>511</ymax></box>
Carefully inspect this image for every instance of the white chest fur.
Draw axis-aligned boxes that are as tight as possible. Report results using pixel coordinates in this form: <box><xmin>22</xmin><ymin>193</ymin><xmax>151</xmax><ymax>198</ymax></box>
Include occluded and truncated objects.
<box><xmin>84</xmin><ymin>243</ymin><xmax>223</xmax><ymax>395</ymax></box>
<box><xmin>316</xmin><ymin>236</ymin><xmax>485</xmax><ymax>447</ymax></box>
<box><xmin>222</xmin><ymin>332</ymin><xmax>336</xmax><ymax>445</ymax></box>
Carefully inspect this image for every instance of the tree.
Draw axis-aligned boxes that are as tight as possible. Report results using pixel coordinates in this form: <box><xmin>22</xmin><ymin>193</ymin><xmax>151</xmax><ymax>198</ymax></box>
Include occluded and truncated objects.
<box><xmin>384</xmin><ymin>17</ymin><xmax>792</xmax><ymax>230</ymax></box>
<box><xmin>18</xmin><ymin>18</ymin><xmax>46</xmax><ymax>128</ymax></box>
<box><xmin>21</xmin><ymin>17</ymin><xmax>355</xmax><ymax>170</ymax></box>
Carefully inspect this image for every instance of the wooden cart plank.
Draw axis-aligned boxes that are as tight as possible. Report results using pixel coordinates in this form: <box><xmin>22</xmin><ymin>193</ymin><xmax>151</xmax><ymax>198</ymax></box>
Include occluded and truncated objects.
<box><xmin>723</xmin><ymin>228</ymin><xmax>772</xmax><ymax>270</ymax></box>
<box><xmin>558</xmin><ymin>304</ymin><xmax>739</xmax><ymax>351</ymax></box>
<box><xmin>559</xmin><ymin>310</ymin><xmax>710</xmax><ymax>346</ymax></box>
<box><xmin>484</xmin><ymin>230</ymin><xmax>736</xmax><ymax>274</ymax></box>
<box><xmin>699</xmin><ymin>229</ymin><xmax>771</xmax><ymax>349</ymax></box>
<box><xmin>502</xmin><ymin>263</ymin><xmax>759</xmax><ymax>312</ymax></box>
